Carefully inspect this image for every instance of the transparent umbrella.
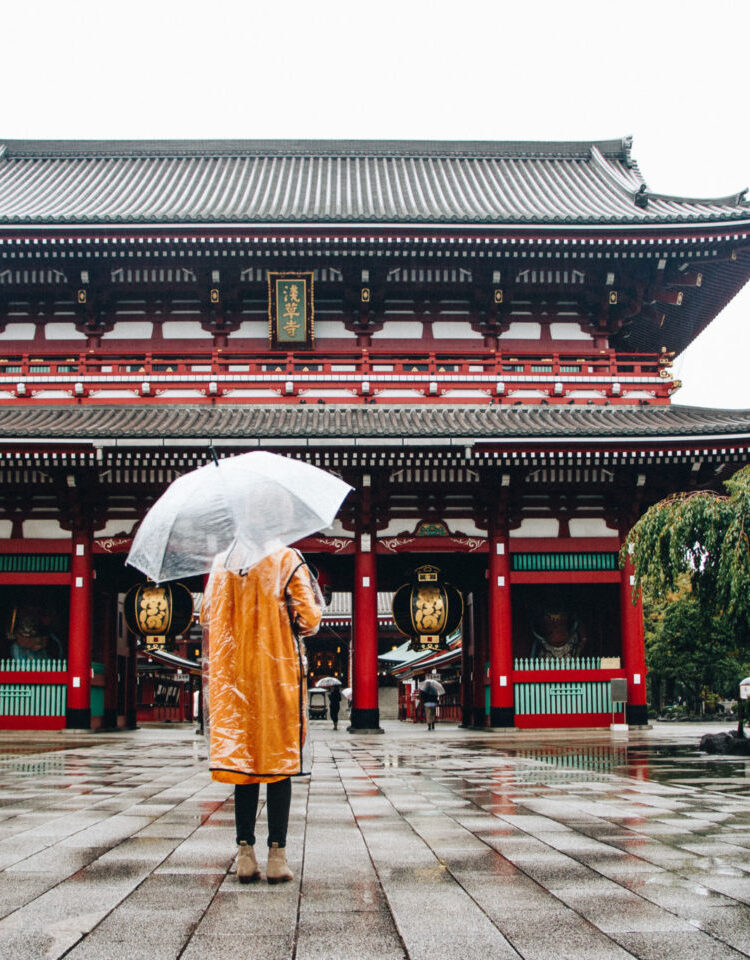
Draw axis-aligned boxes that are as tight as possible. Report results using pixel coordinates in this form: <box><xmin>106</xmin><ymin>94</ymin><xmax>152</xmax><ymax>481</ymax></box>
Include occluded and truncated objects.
<box><xmin>314</xmin><ymin>677</ymin><xmax>343</xmax><ymax>688</ymax></box>
<box><xmin>126</xmin><ymin>451</ymin><xmax>352</xmax><ymax>582</ymax></box>
<box><xmin>418</xmin><ymin>679</ymin><xmax>446</xmax><ymax>696</ymax></box>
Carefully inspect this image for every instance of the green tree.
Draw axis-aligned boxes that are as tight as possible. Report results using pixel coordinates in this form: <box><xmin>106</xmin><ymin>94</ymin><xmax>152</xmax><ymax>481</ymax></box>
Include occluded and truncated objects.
<box><xmin>643</xmin><ymin>582</ymin><xmax>747</xmax><ymax>713</ymax></box>
<box><xmin>624</xmin><ymin>464</ymin><xmax>750</xmax><ymax>637</ymax></box>
<box><xmin>625</xmin><ymin>464</ymin><xmax>750</xmax><ymax>718</ymax></box>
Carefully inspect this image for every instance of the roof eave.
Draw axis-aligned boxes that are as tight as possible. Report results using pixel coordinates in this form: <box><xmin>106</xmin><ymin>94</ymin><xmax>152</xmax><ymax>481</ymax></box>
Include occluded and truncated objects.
<box><xmin>2</xmin><ymin>217</ymin><xmax>750</xmax><ymax>235</ymax></box>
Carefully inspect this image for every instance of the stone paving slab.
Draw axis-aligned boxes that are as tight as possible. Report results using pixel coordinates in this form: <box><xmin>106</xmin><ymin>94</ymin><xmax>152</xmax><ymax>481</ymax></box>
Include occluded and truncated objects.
<box><xmin>1</xmin><ymin>722</ymin><xmax>750</xmax><ymax>958</ymax></box>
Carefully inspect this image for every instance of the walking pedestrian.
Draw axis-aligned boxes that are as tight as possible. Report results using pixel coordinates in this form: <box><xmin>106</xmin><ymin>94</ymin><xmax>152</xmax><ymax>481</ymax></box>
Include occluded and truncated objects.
<box><xmin>201</xmin><ymin>547</ymin><xmax>322</xmax><ymax>884</ymax></box>
<box><xmin>328</xmin><ymin>684</ymin><xmax>342</xmax><ymax>730</ymax></box>
<box><xmin>420</xmin><ymin>680</ymin><xmax>440</xmax><ymax>730</ymax></box>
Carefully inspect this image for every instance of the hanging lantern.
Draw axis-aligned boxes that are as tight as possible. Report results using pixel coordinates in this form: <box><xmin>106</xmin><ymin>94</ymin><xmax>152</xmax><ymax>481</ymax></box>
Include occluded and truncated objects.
<box><xmin>392</xmin><ymin>564</ymin><xmax>463</xmax><ymax>651</ymax></box>
<box><xmin>124</xmin><ymin>582</ymin><xmax>194</xmax><ymax>650</ymax></box>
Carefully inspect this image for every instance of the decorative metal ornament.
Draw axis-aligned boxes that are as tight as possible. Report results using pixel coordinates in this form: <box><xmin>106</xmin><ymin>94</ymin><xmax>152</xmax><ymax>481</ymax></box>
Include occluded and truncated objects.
<box><xmin>414</xmin><ymin>520</ymin><xmax>449</xmax><ymax>538</ymax></box>
<box><xmin>124</xmin><ymin>582</ymin><xmax>194</xmax><ymax>643</ymax></box>
<box><xmin>391</xmin><ymin>564</ymin><xmax>463</xmax><ymax>651</ymax></box>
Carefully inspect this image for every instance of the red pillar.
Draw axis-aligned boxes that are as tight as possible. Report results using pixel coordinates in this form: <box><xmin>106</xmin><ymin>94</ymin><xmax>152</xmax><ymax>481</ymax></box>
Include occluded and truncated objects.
<box><xmin>66</xmin><ymin>528</ymin><xmax>93</xmax><ymax>729</ymax></box>
<box><xmin>489</xmin><ymin>526</ymin><xmax>514</xmax><ymax>727</ymax></box>
<box><xmin>349</xmin><ymin>542</ymin><xmax>382</xmax><ymax>732</ymax></box>
<box><xmin>620</xmin><ymin>548</ymin><xmax>648</xmax><ymax>726</ymax></box>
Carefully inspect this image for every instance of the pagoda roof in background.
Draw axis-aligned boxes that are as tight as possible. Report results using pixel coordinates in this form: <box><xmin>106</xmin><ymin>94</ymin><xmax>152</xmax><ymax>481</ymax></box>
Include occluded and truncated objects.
<box><xmin>1</xmin><ymin>403</ymin><xmax>749</xmax><ymax>444</ymax></box>
<box><xmin>0</xmin><ymin>137</ymin><xmax>748</xmax><ymax>228</ymax></box>
<box><xmin>323</xmin><ymin>590</ymin><xmax>395</xmax><ymax>624</ymax></box>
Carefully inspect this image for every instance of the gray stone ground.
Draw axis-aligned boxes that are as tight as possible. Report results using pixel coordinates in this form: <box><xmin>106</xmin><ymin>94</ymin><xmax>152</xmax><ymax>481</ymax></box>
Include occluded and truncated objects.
<box><xmin>1</xmin><ymin>721</ymin><xmax>750</xmax><ymax>959</ymax></box>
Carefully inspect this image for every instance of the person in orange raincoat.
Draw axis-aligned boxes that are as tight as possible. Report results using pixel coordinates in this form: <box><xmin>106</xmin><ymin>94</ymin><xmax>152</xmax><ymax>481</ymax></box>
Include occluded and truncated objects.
<box><xmin>201</xmin><ymin>546</ymin><xmax>322</xmax><ymax>884</ymax></box>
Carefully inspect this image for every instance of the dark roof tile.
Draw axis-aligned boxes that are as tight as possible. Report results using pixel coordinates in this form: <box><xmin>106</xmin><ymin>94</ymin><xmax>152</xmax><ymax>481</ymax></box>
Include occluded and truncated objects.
<box><xmin>0</xmin><ymin>138</ymin><xmax>747</xmax><ymax>227</ymax></box>
<box><xmin>0</xmin><ymin>403</ymin><xmax>748</xmax><ymax>443</ymax></box>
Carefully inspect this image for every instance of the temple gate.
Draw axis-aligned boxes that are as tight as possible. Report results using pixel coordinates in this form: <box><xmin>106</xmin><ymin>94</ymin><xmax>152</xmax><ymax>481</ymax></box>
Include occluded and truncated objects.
<box><xmin>0</xmin><ymin>137</ymin><xmax>747</xmax><ymax>729</ymax></box>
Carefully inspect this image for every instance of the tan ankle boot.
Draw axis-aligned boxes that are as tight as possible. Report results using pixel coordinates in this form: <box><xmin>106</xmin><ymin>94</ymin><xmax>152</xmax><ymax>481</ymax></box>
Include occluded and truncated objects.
<box><xmin>237</xmin><ymin>841</ymin><xmax>261</xmax><ymax>883</ymax></box>
<box><xmin>266</xmin><ymin>842</ymin><xmax>293</xmax><ymax>884</ymax></box>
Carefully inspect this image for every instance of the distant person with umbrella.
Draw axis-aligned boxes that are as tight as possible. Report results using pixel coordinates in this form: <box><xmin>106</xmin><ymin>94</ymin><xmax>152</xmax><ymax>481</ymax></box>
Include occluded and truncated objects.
<box><xmin>328</xmin><ymin>683</ymin><xmax>342</xmax><ymax>730</ymax></box>
<box><xmin>201</xmin><ymin>546</ymin><xmax>323</xmax><ymax>884</ymax></box>
<box><xmin>419</xmin><ymin>675</ymin><xmax>445</xmax><ymax>731</ymax></box>
<box><xmin>314</xmin><ymin>676</ymin><xmax>342</xmax><ymax>730</ymax></box>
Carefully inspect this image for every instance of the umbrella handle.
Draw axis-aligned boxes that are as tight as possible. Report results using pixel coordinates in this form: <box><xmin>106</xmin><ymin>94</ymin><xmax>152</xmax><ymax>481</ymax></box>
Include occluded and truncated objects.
<box><xmin>210</xmin><ymin>446</ymin><xmax>220</xmax><ymax>467</ymax></box>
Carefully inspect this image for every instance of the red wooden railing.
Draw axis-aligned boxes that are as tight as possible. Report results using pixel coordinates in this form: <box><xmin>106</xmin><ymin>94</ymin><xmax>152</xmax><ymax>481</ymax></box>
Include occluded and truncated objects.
<box><xmin>0</xmin><ymin>348</ymin><xmax>675</xmax><ymax>405</ymax></box>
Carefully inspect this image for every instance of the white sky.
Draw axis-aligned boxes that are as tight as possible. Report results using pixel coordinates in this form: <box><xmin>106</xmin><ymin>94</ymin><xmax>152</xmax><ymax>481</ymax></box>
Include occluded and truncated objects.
<box><xmin>2</xmin><ymin>0</ymin><xmax>749</xmax><ymax>408</ymax></box>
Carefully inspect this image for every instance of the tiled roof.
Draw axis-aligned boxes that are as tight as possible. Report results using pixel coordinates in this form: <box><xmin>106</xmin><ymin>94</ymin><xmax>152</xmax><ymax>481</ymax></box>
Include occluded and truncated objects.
<box><xmin>324</xmin><ymin>591</ymin><xmax>394</xmax><ymax>619</ymax></box>
<box><xmin>0</xmin><ymin>403</ymin><xmax>749</xmax><ymax>442</ymax></box>
<box><xmin>0</xmin><ymin>138</ymin><xmax>747</xmax><ymax>227</ymax></box>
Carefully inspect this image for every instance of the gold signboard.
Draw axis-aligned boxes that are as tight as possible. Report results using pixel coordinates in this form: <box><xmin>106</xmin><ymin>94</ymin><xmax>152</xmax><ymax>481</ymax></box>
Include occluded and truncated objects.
<box><xmin>268</xmin><ymin>272</ymin><xmax>314</xmax><ymax>348</ymax></box>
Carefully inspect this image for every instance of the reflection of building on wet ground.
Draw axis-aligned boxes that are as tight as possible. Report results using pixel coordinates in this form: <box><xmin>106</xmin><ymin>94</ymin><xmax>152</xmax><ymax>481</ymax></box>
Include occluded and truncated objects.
<box><xmin>1</xmin><ymin>137</ymin><xmax>750</xmax><ymax>733</ymax></box>
<box><xmin>507</xmin><ymin>745</ymin><xmax>631</xmax><ymax>782</ymax></box>
<box><xmin>2</xmin><ymin>722</ymin><xmax>750</xmax><ymax>959</ymax></box>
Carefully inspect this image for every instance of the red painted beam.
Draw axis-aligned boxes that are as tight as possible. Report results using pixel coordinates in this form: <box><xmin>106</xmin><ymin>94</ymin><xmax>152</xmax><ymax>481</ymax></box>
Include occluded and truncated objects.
<box><xmin>0</xmin><ymin>672</ymin><xmax>66</xmax><ymax>683</ymax></box>
<box><xmin>0</xmin><ymin>540</ymin><xmax>71</xmax><ymax>553</ymax></box>
<box><xmin>0</xmin><ymin>716</ymin><xmax>66</xmax><ymax>730</ymax></box>
<box><xmin>0</xmin><ymin>574</ymin><xmax>70</xmax><ymax>585</ymax></box>
<box><xmin>514</xmin><ymin>712</ymin><xmax>624</xmax><ymax>729</ymax></box>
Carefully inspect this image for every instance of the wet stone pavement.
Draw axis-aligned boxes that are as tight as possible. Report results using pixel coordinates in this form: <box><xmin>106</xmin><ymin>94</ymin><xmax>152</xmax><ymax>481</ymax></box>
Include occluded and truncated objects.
<box><xmin>1</xmin><ymin>723</ymin><xmax>750</xmax><ymax>959</ymax></box>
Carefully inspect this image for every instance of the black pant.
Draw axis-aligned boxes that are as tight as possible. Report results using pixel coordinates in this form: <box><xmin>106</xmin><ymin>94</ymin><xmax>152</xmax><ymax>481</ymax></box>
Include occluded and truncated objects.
<box><xmin>234</xmin><ymin>777</ymin><xmax>292</xmax><ymax>848</ymax></box>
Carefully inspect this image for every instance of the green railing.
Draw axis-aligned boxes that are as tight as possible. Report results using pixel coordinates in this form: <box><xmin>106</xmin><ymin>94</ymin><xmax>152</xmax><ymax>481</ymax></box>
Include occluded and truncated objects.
<box><xmin>512</xmin><ymin>553</ymin><xmax>618</xmax><ymax>572</ymax></box>
<box><xmin>0</xmin><ymin>659</ymin><xmax>67</xmax><ymax>718</ymax></box>
<box><xmin>0</xmin><ymin>554</ymin><xmax>70</xmax><ymax>572</ymax></box>
<box><xmin>513</xmin><ymin>656</ymin><xmax>603</xmax><ymax>671</ymax></box>
<box><xmin>0</xmin><ymin>682</ymin><xmax>66</xmax><ymax>716</ymax></box>
<box><xmin>515</xmin><ymin>681</ymin><xmax>612</xmax><ymax>715</ymax></box>
<box><xmin>0</xmin><ymin>658</ymin><xmax>67</xmax><ymax>672</ymax></box>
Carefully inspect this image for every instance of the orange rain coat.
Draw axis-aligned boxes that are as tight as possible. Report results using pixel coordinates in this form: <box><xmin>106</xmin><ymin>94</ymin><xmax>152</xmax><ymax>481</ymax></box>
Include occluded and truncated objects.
<box><xmin>201</xmin><ymin>547</ymin><xmax>322</xmax><ymax>785</ymax></box>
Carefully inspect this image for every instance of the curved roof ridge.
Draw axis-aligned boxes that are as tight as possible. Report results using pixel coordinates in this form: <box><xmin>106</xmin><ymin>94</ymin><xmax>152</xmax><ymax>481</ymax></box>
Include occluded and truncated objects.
<box><xmin>589</xmin><ymin>144</ymin><xmax>646</xmax><ymax>193</ymax></box>
<box><xmin>0</xmin><ymin>137</ymin><xmax>632</xmax><ymax>161</ymax></box>
<box><xmin>642</xmin><ymin>186</ymin><xmax>749</xmax><ymax>207</ymax></box>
